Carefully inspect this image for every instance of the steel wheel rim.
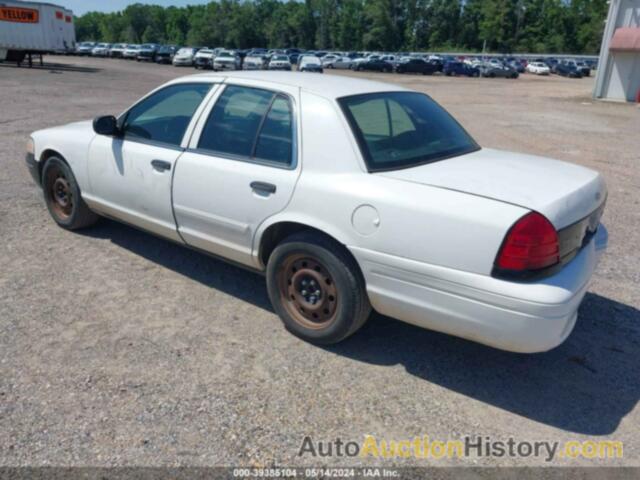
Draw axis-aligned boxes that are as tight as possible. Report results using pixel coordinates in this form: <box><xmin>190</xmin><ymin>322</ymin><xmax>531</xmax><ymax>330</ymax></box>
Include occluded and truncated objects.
<box><xmin>277</xmin><ymin>254</ymin><xmax>338</xmax><ymax>330</ymax></box>
<box><xmin>46</xmin><ymin>166</ymin><xmax>73</xmax><ymax>219</ymax></box>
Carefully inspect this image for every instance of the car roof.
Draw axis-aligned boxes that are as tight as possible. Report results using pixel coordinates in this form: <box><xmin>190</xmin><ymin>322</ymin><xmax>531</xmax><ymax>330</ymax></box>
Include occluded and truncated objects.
<box><xmin>172</xmin><ymin>71</ymin><xmax>409</xmax><ymax>99</ymax></box>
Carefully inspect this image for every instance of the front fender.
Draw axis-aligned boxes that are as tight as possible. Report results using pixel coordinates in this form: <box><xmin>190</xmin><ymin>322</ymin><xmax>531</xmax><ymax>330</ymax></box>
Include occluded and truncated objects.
<box><xmin>32</xmin><ymin>120</ymin><xmax>95</xmax><ymax>193</ymax></box>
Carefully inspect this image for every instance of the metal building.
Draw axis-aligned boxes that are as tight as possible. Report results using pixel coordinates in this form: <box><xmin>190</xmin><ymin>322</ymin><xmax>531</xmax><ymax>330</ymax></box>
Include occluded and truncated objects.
<box><xmin>594</xmin><ymin>0</ymin><xmax>640</xmax><ymax>102</ymax></box>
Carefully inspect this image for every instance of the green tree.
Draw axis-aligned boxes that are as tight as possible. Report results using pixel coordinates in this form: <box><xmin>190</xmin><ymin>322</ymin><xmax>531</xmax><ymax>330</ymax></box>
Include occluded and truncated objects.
<box><xmin>74</xmin><ymin>0</ymin><xmax>609</xmax><ymax>54</ymax></box>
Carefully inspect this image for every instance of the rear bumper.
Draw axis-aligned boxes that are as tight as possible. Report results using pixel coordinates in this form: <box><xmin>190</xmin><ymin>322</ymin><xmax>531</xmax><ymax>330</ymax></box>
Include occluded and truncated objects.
<box><xmin>25</xmin><ymin>152</ymin><xmax>41</xmax><ymax>187</ymax></box>
<box><xmin>350</xmin><ymin>225</ymin><xmax>608</xmax><ymax>353</ymax></box>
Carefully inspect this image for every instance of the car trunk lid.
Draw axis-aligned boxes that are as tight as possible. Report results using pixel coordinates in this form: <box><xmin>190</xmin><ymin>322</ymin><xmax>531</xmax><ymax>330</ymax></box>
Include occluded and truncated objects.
<box><xmin>378</xmin><ymin>147</ymin><xmax>606</xmax><ymax>229</ymax></box>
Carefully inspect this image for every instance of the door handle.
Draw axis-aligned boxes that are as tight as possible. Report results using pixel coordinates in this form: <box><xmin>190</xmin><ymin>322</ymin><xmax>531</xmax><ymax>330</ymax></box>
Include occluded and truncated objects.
<box><xmin>151</xmin><ymin>159</ymin><xmax>171</xmax><ymax>171</ymax></box>
<box><xmin>250</xmin><ymin>181</ymin><xmax>276</xmax><ymax>194</ymax></box>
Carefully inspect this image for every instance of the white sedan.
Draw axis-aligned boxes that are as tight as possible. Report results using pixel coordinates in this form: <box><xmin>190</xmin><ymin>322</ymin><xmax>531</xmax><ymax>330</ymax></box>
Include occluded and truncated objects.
<box><xmin>527</xmin><ymin>62</ymin><xmax>551</xmax><ymax>75</ymax></box>
<box><xmin>25</xmin><ymin>72</ymin><xmax>608</xmax><ymax>353</ymax></box>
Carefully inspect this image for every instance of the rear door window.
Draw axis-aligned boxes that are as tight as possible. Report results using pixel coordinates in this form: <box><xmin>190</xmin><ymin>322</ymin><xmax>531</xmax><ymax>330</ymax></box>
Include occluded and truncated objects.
<box><xmin>197</xmin><ymin>85</ymin><xmax>295</xmax><ymax>167</ymax></box>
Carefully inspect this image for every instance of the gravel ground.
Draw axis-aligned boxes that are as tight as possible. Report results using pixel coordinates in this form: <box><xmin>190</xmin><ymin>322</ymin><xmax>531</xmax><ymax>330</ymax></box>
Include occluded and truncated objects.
<box><xmin>0</xmin><ymin>56</ymin><xmax>639</xmax><ymax>468</ymax></box>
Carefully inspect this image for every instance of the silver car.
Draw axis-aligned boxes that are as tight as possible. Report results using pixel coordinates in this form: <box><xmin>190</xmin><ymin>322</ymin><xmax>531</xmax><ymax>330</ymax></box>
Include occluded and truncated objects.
<box><xmin>213</xmin><ymin>51</ymin><xmax>240</xmax><ymax>71</ymax></box>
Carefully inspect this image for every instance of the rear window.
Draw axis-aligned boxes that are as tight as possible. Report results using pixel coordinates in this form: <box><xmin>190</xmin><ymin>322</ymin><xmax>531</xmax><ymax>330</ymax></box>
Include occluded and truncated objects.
<box><xmin>338</xmin><ymin>92</ymin><xmax>479</xmax><ymax>172</ymax></box>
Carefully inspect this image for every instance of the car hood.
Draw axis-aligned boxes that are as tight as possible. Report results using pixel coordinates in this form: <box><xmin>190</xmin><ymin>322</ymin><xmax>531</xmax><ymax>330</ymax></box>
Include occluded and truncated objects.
<box><xmin>378</xmin><ymin>148</ymin><xmax>606</xmax><ymax>229</ymax></box>
<box><xmin>44</xmin><ymin>120</ymin><xmax>93</xmax><ymax>136</ymax></box>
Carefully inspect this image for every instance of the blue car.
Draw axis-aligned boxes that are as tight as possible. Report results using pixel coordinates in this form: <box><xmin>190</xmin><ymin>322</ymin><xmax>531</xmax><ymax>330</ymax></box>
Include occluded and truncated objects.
<box><xmin>443</xmin><ymin>61</ymin><xmax>480</xmax><ymax>77</ymax></box>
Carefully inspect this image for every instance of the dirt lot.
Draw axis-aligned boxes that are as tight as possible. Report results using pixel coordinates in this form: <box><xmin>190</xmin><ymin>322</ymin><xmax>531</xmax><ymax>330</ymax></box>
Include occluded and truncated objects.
<box><xmin>0</xmin><ymin>56</ymin><xmax>639</xmax><ymax>468</ymax></box>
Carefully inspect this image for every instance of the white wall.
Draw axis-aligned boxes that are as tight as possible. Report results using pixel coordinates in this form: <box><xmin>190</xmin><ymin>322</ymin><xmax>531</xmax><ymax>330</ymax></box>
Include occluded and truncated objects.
<box><xmin>594</xmin><ymin>0</ymin><xmax>640</xmax><ymax>101</ymax></box>
<box><xmin>607</xmin><ymin>52</ymin><xmax>640</xmax><ymax>101</ymax></box>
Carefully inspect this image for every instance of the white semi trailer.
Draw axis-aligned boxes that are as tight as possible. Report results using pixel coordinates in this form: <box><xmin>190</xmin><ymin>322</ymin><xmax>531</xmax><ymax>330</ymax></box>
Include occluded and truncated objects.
<box><xmin>0</xmin><ymin>1</ymin><xmax>75</xmax><ymax>66</ymax></box>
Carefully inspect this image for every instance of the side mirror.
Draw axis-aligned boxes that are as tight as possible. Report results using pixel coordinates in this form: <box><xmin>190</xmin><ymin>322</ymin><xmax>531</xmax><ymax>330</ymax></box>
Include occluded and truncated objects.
<box><xmin>93</xmin><ymin>115</ymin><xmax>119</xmax><ymax>136</ymax></box>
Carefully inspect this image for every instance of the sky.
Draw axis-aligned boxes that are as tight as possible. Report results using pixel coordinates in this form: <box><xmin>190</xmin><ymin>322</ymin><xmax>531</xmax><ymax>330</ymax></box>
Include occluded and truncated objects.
<box><xmin>60</xmin><ymin>1</ymin><xmax>211</xmax><ymax>16</ymax></box>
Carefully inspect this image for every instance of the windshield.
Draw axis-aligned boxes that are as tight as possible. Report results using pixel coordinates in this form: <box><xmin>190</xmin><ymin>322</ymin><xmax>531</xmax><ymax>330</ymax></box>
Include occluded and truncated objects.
<box><xmin>302</xmin><ymin>57</ymin><xmax>320</xmax><ymax>65</ymax></box>
<box><xmin>339</xmin><ymin>92</ymin><xmax>479</xmax><ymax>172</ymax></box>
<box><xmin>273</xmin><ymin>55</ymin><xmax>289</xmax><ymax>61</ymax></box>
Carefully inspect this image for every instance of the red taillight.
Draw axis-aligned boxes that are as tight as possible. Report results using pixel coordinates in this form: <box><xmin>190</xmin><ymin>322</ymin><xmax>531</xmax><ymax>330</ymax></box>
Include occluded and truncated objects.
<box><xmin>496</xmin><ymin>212</ymin><xmax>559</xmax><ymax>272</ymax></box>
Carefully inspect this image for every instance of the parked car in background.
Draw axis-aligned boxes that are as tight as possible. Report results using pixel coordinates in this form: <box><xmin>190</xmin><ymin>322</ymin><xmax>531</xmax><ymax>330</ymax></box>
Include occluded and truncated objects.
<box><xmin>75</xmin><ymin>42</ymin><xmax>96</xmax><ymax>56</ymax></box>
<box><xmin>526</xmin><ymin>62</ymin><xmax>550</xmax><ymax>75</ymax></box>
<box><xmin>354</xmin><ymin>58</ymin><xmax>393</xmax><ymax>72</ymax></box>
<box><xmin>194</xmin><ymin>48</ymin><xmax>215</xmax><ymax>69</ymax></box>
<box><xmin>545</xmin><ymin>57</ymin><xmax>559</xmax><ymax>73</ymax></box>
<box><xmin>556</xmin><ymin>59</ymin><xmax>583</xmax><ymax>78</ymax></box>
<box><xmin>507</xmin><ymin>60</ymin><xmax>525</xmax><ymax>73</ymax></box>
<box><xmin>480</xmin><ymin>63</ymin><xmax>519</xmax><ymax>78</ymax></box>
<box><xmin>122</xmin><ymin>44</ymin><xmax>140</xmax><ymax>59</ymax></box>
<box><xmin>27</xmin><ymin>72</ymin><xmax>607</xmax><ymax>353</ymax></box>
<box><xmin>326</xmin><ymin>56</ymin><xmax>353</xmax><ymax>70</ymax></box>
<box><xmin>575</xmin><ymin>60</ymin><xmax>591</xmax><ymax>77</ymax></box>
<box><xmin>156</xmin><ymin>45</ymin><xmax>179</xmax><ymax>64</ymax></box>
<box><xmin>380</xmin><ymin>54</ymin><xmax>400</xmax><ymax>68</ymax></box>
<box><xmin>213</xmin><ymin>51</ymin><xmax>240</xmax><ymax>71</ymax></box>
<box><xmin>352</xmin><ymin>54</ymin><xmax>379</xmax><ymax>66</ymax></box>
<box><xmin>109</xmin><ymin>43</ymin><xmax>128</xmax><ymax>58</ymax></box>
<box><xmin>321</xmin><ymin>54</ymin><xmax>341</xmax><ymax>67</ymax></box>
<box><xmin>298</xmin><ymin>55</ymin><xmax>323</xmax><ymax>73</ymax></box>
<box><xmin>136</xmin><ymin>44</ymin><xmax>159</xmax><ymax>62</ymax></box>
<box><xmin>172</xmin><ymin>47</ymin><xmax>198</xmax><ymax>66</ymax></box>
<box><xmin>243</xmin><ymin>55</ymin><xmax>266</xmax><ymax>70</ymax></box>
<box><xmin>269</xmin><ymin>54</ymin><xmax>292</xmax><ymax>71</ymax></box>
<box><xmin>395</xmin><ymin>58</ymin><xmax>438</xmax><ymax>75</ymax></box>
<box><xmin>428</xmin><ymin>58</ymin><xmax>445</xmax><ymax>72</ymax></box>
<box><xmin>91</xmin><ymin>43</ymin><xmax>111</xmax><ymax>57</ymax></box>
<box><xmin>443</xmin><ymin>61</ymin><xmax>479</xmax><ymax>77</ymax></box>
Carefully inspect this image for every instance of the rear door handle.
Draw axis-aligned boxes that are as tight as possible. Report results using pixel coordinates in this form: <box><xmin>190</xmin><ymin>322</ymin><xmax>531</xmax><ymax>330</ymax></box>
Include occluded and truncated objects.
<box><xmin>250</xmin><ymin>181</ymin><xmax>276</xmax><ymax>194</ymax></box>
<box><xmin>151</xmin><ymin>159</ymin><xmax>171</xmax><ymax>171</ymax></box>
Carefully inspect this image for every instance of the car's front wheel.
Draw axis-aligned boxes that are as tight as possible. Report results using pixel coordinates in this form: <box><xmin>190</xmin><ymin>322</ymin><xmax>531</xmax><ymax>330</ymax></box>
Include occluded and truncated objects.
<box><xmin>42</xmin><ymin>156</ymin><xmax>99</xmax><ymax>230</ymax></box>
<box><xmin>266</xmin><ymin>232</ymin><xmax>371</xmax><ymax>345</ymax></box>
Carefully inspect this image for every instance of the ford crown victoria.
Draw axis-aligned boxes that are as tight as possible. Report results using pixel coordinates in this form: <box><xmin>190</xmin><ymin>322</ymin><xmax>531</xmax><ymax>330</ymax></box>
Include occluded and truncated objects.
<box><xmin>25</xmin><ymin>72</ymin><xmax>608</xmax><ymax>352</ymax></box>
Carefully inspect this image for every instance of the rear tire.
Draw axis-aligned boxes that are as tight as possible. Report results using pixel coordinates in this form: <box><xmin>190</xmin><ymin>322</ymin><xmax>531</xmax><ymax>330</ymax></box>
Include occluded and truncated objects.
<box><xmin>42</xmin><ymin>156</ymin><xmax>99</xmax><ymax>230</ymax></box>
<box><xmin>266</xmin><ymin>232</ymin><xmax>371</xmax><ymax>345</ymax></box>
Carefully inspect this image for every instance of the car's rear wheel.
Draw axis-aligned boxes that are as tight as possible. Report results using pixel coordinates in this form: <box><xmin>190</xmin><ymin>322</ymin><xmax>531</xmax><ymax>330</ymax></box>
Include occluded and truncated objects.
<box><xmin>266</xmin><ymin>232</ymin><xmax>371</xmax><ymax>345</ymax></box>
<box><xmin>42</xmin><ymin>156</ymin><xmax>99</xmax><ymax>230</ymax></box>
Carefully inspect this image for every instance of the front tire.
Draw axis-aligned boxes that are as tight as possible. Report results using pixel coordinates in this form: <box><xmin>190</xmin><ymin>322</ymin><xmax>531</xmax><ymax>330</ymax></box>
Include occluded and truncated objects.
<box><xmin>42</xmin><ymin>156</ymin><xmax>99</xmax><ymax>230</ymax></box>
<box><xmin>266</xmin><ymin>232</ymin><xmax>371</xmax><ymax>345</ymax></box>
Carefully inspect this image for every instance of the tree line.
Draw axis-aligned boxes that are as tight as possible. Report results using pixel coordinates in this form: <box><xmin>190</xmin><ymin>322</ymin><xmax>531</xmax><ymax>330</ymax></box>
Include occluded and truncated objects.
<box><xmin>75</xmin><ymin>0</ymin><xmax>608</xmax><ymax>54</ymax></box>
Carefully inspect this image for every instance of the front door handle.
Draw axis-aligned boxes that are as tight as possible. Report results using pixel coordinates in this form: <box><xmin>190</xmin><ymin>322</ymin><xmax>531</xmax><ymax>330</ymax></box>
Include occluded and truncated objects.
<box><xmin>151</xmin><ymin>159</ymin><xmax>171</xmax><ymax>171</ymax></box>
<box><xmin>250</xmin><ymin>181</ymin><xmax>276</xmax><ymax>194</ymax></box>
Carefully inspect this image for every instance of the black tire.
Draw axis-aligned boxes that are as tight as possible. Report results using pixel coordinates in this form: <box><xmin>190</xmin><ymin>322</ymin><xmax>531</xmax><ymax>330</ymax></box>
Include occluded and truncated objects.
<box><xmin>42</xmin><ymin>156</ymin><xmax>99</xmax><ymax>230</ymax></box>
<box><xmin>266</xmin><ymin>232</ymin><xmax>371</xmax><ymax>345</ymax></box>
